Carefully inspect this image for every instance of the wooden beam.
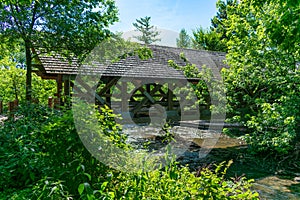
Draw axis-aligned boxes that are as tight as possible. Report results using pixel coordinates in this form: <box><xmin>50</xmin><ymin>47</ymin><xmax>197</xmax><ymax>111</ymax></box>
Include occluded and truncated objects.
<box><xmin>129</xmin><ymin>101</ymin><xmax>180</xmax><ymax>107</ymax></box>
<box><xmin>121</xmin><ymin>81</ymin><xmax>128</xmax><ymax>113</ymax></box>
<box><xmin>64</xmin><ymin>79</ymin><xmax>70</xmax><ymax>96</ymax></box>
<box><xmin>133</xmin><ymin>85</ymin><xmax>155</xmax><ymax>104</ymax></box>
<box><xmin>106</xmin><ymin>89</ymin><xmax>111</xmax><ymax>105</ymax></box>
<box><xmin>75</xmin><ymin>77</ymin><xmax>107</xmax><ymax>105</ymax></box>
<box><xmin>158</xmin><ymin>88</ymin><xmax>168</xmax><ymax>100</ymax></box>
<box><xmin>8</xmin><ymin>101</ymin><xmax>15</xmax><ymax>118</ymax></box>
<box><xmin>98</xmin><ymin>78</ymin><xmax>118</xmax><ymax>95</ymax></box>
<box><xmin>56</xmin><ymin>75</ymin><xmax>63</xmax><ymax>103</ymax></box>
<box><xmin>167</xmin><ymin>83</ymin><xmax>174</xmax><ymax>110</ymax></box>
<box><xmin>33</xmin><ymin>71</ymin><xmax>58</xmax><ymax>80</ymax></box>
<box><xmin>132</xmin><ymin>84</ymin><xmax>162</xmax><ymax>114</ymax></box>
<box><xmin>73</xmin><ymin>84</ymin><xmax>105</xmax><ymax>106</ymax></box>
<box><xmin>64</xmin><ymin>79</ymin><xmax>71</xmax><ymax>107</ymax></box>
<box><xmin>146</xmin><ymin>84</ymin><xmax>151</xmax><ymax>93</ymax></box>
<box><xmin>48</xmin><ymin>97</ymin><xmax>53</xmax><ymax>108</ymax></box>
<box><xmin>130</xmin><ymin>94</ymin><xmax>168</xmax><ymax>98</ymax></box>
<box><xmin>32</xmin><ymin>64</ymin><xmax>45</xmax><ymax>72</ymax></box>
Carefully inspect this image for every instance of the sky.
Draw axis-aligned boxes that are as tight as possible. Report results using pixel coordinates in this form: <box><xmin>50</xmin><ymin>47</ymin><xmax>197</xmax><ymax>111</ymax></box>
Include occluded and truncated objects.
<box><xmin>110</xmin><ymin>0</ymin><xmax>218</xmax><ymax>46</ymax></box>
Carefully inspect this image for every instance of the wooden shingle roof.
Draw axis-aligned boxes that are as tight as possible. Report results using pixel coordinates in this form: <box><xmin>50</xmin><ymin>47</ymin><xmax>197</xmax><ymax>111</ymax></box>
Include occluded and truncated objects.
<box><xmin>36</xmin><ymin>45</ymin><xmax>227</xmax><ymax>80</ymax></box>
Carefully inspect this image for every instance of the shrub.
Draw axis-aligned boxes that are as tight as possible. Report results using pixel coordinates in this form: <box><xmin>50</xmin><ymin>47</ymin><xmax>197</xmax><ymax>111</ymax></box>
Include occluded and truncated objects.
<box><xmin>0</xmin><ymin>104</ymin><xmax>259</xmax><ymax>199</ymax></box>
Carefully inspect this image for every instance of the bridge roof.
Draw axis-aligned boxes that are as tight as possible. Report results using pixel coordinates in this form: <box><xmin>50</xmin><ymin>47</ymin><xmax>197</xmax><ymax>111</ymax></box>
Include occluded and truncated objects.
<box><xmin>35</xmin><ymin>45</ymin><xmax>227</xmax><ymax>80</ymax></box>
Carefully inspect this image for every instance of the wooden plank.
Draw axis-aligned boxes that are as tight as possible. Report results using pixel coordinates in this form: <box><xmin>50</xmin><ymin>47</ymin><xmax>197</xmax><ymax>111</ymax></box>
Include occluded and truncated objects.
<box><xmin>62</xmin><ymin>74</ymin><xmax>76</xmax><ymax>81</ymax></box>
<box><xmin>33</xmin><ymin>71</ymin><xmax>58</xmax><ymax>80</ymax></box>
<box><xmin>73</xmin><ymin>85</ymin><xmax>102</xmax><ymax>104</ymax></box>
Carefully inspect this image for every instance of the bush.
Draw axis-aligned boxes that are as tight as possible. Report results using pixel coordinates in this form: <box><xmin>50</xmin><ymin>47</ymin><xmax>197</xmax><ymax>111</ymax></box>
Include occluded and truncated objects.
<box><xmin>99</xmin><ymin>160</ymin><xmax>258</xmax><ymax>200</ymax></box>
<box><xmin>244</xmin><ymin>95</ymin><xmax>300</xmax><ymax>154</ymax></box>
<box><xmin>0</xmin><ymin>104</ymin><xmax>259</xmax><ymax>199</ymax></box>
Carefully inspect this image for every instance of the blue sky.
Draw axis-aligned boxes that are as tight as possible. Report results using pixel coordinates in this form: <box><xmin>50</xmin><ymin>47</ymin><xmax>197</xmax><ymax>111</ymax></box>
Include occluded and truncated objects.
<box><xmin>110</xmin><ymin>0</ymin><xmax>218</xmax><ymax>34</ymax></box>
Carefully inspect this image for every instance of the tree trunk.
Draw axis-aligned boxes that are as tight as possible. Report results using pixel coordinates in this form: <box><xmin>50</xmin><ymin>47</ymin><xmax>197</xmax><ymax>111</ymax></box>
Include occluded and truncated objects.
<box><xmin>25</xmin><ymin>40</ymin><xmax>32</xmax><ymax>102</ymax></box>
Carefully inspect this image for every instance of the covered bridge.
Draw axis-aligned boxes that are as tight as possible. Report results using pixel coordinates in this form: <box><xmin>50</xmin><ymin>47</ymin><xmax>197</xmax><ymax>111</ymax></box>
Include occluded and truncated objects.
<box><xmin>33</xmin><ymin>45</ymin><xmax>227</xmax><ymax>123</ymax></box>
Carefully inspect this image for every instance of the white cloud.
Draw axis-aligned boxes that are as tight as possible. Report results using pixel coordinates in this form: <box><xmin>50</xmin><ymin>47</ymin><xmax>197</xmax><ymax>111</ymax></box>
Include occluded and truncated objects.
<box><xmin>122</xmin><ymin>28</ymin><xmax>179</xmax><ymax>47</ymax></box>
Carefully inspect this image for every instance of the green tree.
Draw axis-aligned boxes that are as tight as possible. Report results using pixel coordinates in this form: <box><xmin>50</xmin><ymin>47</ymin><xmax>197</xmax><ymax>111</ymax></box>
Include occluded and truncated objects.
<box><xmin>176</xmin><ymin>28</ymin><xmax>191</xmax><ymax>48</ymax></box>
<box><xmin>192</xmin><ymin>27</ymin><xmax>227</xmax><ymax>52</ymax></box>
<box><xmin>191</xmin><ymin>0</ymin><xmax>237</xmax><ymax>52</ymax></box>
<box><xmin>133</xmin><ymin>16</ymin><xmax>161</xmax><ymax>45</ymax></box>
<box><xmin>0</xmin><ymin>66</ymin><xmax>56</xmax><ymax>105</ymax></box>
<box><xmin>222</xmin><ymin>0</ymin><xmax>300</xmax><ymax>154</ymax></box>
<box><xmin>211</xmin><ymin>0</ymin><xmax>237</xmax><ymax>42</ymax></box>
<box><xmin>0</xmin><ymin>0</ymin><xmax>118</xmax><ymax>101</ymax></box>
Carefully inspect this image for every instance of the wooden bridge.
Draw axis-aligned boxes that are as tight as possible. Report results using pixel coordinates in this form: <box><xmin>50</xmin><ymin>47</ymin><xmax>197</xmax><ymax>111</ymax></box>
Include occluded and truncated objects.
<box><xmin>33</xmin><ymin>45</ymin><xmax>227</xmax><ymax>123</ymax></box>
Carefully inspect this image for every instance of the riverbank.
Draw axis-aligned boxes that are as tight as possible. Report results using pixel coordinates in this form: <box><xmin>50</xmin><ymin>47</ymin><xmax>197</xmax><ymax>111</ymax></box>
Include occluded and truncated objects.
<box><xmin>124</xmin><ymin>125</ymin><xmax>300</xmax><ymax>199</ymax></box>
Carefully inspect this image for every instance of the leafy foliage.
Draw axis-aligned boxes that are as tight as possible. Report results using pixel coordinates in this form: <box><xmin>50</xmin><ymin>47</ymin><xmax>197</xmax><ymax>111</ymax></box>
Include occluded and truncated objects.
<box><xmin>192</xmin><ymin>27</ymin><xmax>227</xmax><ymax>52</ymax></box>
<box><xmin>0</xmin><ymin>0</ymin><xmax>118</xmax><ymax>100</ymax></box>
<box><xmin>0</xmin><ymin>66</ymin><xmax>56</xmax><ymax>106</ymax></box>
<box><xmin>103</xmin><ymin>160</ymin><xmax>258</xmax><ymax>200</ymax></box>
<box><xmin>0</xmin><ymin>104</ymin><xmax>259</xmax><ymax>199</ymax></box>
<box><xmin>222</xmin><ymin>0</ymin><xmax>300</xmax><ymax>154</ymax></box>
<box><xmin>169</xmin><ymin>60</ymin><xmax>210</xmax><ymax>111</ymax></box>
<box><xmin>169</xmin><ymin>56</ymin><xmax>226</xmax><ymax>118</ymax></box>
<box><xmin>211</xmin><ymin>0</ymin><xmax>237</xmax><ymax>45</ymax></box>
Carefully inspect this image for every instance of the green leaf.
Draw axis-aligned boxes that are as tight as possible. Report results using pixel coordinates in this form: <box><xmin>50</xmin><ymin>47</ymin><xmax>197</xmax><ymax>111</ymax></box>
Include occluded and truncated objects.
<box><xmin>84</xmin><ymin>173</ymin><xmax>92</xmax><ymax>181</ymax></box>
<box><xmin>78</xmin><ymin>183</ymin><xmax>85</xmax><ymax>195</ymax></box>
<box><xmin>100</xmin><ymin>181</ymin><xmax>108</xmax><ymax>191</ymax></box>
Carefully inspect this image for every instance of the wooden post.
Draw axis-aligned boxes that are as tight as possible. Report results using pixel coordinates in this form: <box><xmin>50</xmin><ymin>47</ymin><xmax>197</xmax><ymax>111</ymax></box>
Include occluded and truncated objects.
<box><xmin>106</xmin><ymin>88</ymin><xmax>111</xmax><ymax>106</ymax></box>
<box><xmin>48</xmin><ymin>97</ymin><xmax>53</xmax><ymax>108</ymax></box>
<box><xmin>0</xmin><ymin>100</ymin><xmax>2</xmax><ymax>114</ymax></box>
<box><xmin>56</xmin><ymin>75</ymin><xmax>63</xmax><ymax>106</ymax></box>
<box><xmin>64</xmin><ymin>79</ymin><xmax>70</xmax><ymax>97</ymax></box>
<box><xmin>64</xmin><ymin>79</ymin><xmax>71</xmax><ymax>107</ymax></box>
<box><xmin>13</xmin><ymin>99</ymin><xmax>19</xmax><ymax>111</ymax></box>
<box><xmin>146</xmin><ymin>84</ymin><xmax>151</xmax><ymax>93</ymax></box>
<box><xmin>8</xmin><ymin>102</ymin><xmax>13</xmax><ymax>112</ymax></box>
<box><xmin>8</xmin><ymin>101</ymin><xmax>14</xmax><ymax>118</ymax></box>
<box><xmin>167</xmin><ymin>83</ymin><xmax>173</xmax><ymax>111</ymax></box>
<box><xmin>121</xmin><ymin>81</ymin><xmax>127</xmax><ymax>113</ymax></box>
<box><xmin>54</xmin><ymin>98</ymin><xmax>60</xmax><ymax>110</ymax></box>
